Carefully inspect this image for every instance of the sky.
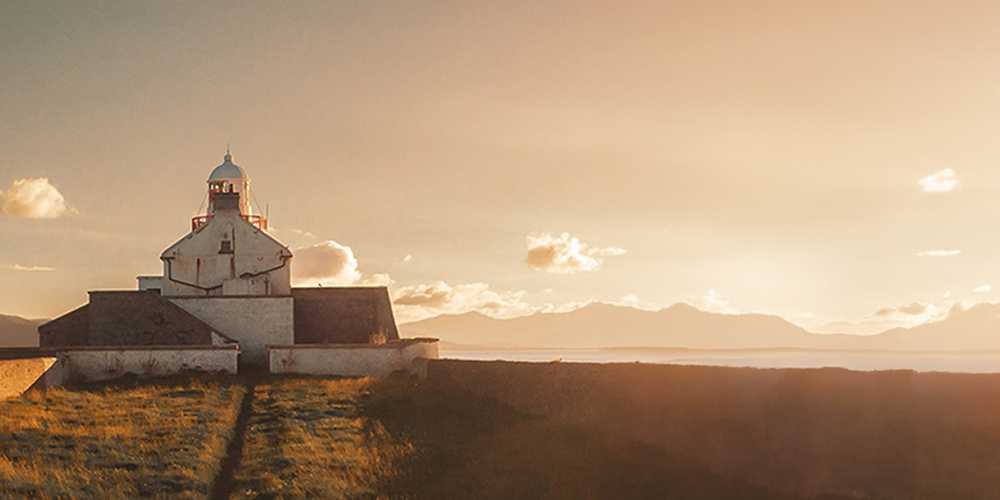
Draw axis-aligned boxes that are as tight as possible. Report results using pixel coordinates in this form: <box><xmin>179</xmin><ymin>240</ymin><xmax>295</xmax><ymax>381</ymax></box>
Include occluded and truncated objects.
<box><xmin>3</xmin><ymin>1</ymin><xmax>1000</xmax><ymax>331</ymax></box>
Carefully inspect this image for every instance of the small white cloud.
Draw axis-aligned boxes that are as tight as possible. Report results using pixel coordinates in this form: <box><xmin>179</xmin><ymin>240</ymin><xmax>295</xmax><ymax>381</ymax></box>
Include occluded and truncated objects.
<box><xmin>292</xmin><ymin>240</ymin><xmax>361</xmax><ymax>285</ymax></box>
<box><xmin>392</xmin><ymin>281</ymin><xmax>536</xmax><ymax>323</ymax></box>
<box><xmin>402</xmin><ymin>254</ymin><xmax>413</xmax><ymax>263</ymax></box>
<box><xmin>0</xmin><ymin>178</ymin><xmax>74</xmax><ymax>219</ymax></box>
<box><xmin>703</xmin><ymin>289</ymin><xmax>738</xmax><ymax>314</ymax></box>
<box><xmin>943</xmin><ymin>290</ymin><xmax>953</xmax><ymax>299</ymax></box>
<box><xmin>974</xmin><ymin>284</ymin><xmax>992</xmax><ymax>294</ymax></box>
<box><xmin>3</xmin><ymin>264</ymin><xmax>55</xmax><ymax>272</ymax></box>
<box><xmin>915</xmin><ymin>249</ymin><xmax>961</xmax><ymax>257</ymax></box>
<box><xmin>360</xmin><ymin>273</ymin><xmax>394</xmax><ymax>286</ymax></box>
<box><xmin>526</xmin><ymin>232</ymin><xmax>627</xmax><ymax>274</ymax></box>
<box><xmin>619</xmin><ymin>293</ymin><xmax>640</xmax><ymax>306</ymax></box>
<box><xmin>918</xmin><ymin>168</ymin><xmax>958</xmax><ymax>193</ymax></box>
<box><xmin>289</xmin><ymin>228</ymin><xmax>317</xmax><ymax>239</ymax></box>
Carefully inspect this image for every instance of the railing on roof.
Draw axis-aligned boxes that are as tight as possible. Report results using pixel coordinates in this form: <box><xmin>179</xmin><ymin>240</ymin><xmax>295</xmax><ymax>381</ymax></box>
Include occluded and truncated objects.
<box><xmin>191</xmin><ymin>214</ymin><xmax>268</xmax><ymax>231</ymax></box>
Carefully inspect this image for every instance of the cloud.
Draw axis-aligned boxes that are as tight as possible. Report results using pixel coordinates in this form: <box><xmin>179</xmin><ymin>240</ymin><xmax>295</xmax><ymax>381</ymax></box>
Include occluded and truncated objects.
<box><xmin>973</xmin><ymin>284</ymin><xmax>992</xmax><ymax>294</ymax></box>
<box><xmin>702</xmin><ymin>288</ymin><xmax>739</xmax><ymax>314</ymax></box>
<box><xmin>392</xmin><ymin>281</ymin><xmax>536</xmax><ymax>323</ymax></box>
<box><xmin>0</xmin><ymin>178</ymin><xmax>73</xmax><ymax>219</ymax></box>
<box><xmin>360</xmin><ymin>273</ymin><xmax>394</xmax><ymax>286</ymax></box>
<box><xmin>402</xmin><ymin>254</ymin><xmax>413</xmax><ymax>263</ymax></box>
<box><xmin>918</xmin><ymin>168</ymin><xmax>958</xmax><ymax>192</ymax></box>
<box><xmin>875</xmin><ymin>302</ymin><xmax>927</xmax><ymax>317</ymax></box>
<box><xmin>525</xmin><ymin>232</ymin><xmax>627</xmax><ymax>274</ymax></box>
<box><xmin>291</xmin><ymin>240</ymin><xmax>361</xmax><ymax>285</ymax></box>
<box><xmin>917</xmin><ymin>168</ymin><xmax>958</xmax><ymax>193</ymax></box>
<box><xmin>289</xmin><ymin>228</ymin><xmax>317</xmax><ymax>239</ymax></box>
<box><xmin>914</xmin><ymin>249</ymin><xmax>961</xmax><ymax>257</ymax></box>
<box><xmin>816</xmin><ymin>301</ymin><xmax>948</xmax><ymax>335</ymax></box>
<box><xmin>3</xmin><ymin>264</ymin><xmax>55</xmax><ymax>272</ymax></box>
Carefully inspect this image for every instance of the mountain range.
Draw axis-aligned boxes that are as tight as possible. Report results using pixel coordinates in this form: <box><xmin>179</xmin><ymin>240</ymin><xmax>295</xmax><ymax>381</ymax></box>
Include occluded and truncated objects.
<box><xmin>5</xmin><ymin>301</ymin><xmax>999</xmax><ymax>351</ymax></box>
<box><xmin>401</xmin><ymin>302</ymin><xmax>1000</xmax><ymax>351</ymax></box>
<box><xmin>0</xmin><ymin>314</ymin><xmax>44</xmax><ymax>347</ymax></box>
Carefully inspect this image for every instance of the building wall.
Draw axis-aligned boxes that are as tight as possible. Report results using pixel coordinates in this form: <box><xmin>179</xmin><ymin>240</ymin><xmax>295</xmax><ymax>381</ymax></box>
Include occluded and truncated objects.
<box><xmin>0</xmin><ymin>357</ymin><xmax>58</xmax><ymax>400</ymax></box>
<box><xmin>160</xmin><ymin>210</ymin><xmax>291</xmax><ymax>297</ymax></box>
<box><xmin>38</xmin><ymin>304</ymin><xmax>90</xmax><ymax>347</ymax></box>
<box><xmin>87</xmin><ymin>291</ymin><xmax>216</xmax><ymax>346</ymax></box>
<box><xmin>61</xmin><ymin>346</ymin><xmax>238</xmax><ymax>382</ymax></box>
<box><xmin>268</xmin><ymin>339</ymin><xmax>439</xmax><ymax>378</ymax></box>
<box><xmin>292</xmin><ymin>287</ymin><xmax>400</xmax><ymax>344</ymax></box>
<box><xmin>168</xmin><ymin>296</ymin><xmax>294</xmax><ymax>366</ymax></box>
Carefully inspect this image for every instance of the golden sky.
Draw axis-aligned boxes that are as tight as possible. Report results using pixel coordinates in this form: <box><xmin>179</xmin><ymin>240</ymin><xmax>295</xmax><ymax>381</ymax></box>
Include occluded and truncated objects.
<box><xmin>2</xmin><ymin>1</ymin><xmax>1000</xmax><ymax>331</ymax></box>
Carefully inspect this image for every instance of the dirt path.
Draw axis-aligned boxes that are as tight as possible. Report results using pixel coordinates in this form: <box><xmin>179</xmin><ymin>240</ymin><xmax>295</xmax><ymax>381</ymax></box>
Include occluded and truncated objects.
<box><xmin>209</xmin><ymin>380</ymin><xmax>256</xmax><ymax>500</ymax></box>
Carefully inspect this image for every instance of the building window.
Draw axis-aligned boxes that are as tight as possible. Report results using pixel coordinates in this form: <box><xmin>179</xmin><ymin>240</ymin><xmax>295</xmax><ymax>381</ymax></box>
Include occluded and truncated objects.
<box><xmin>220</xmin><ymin>240</ymin><xmax>233</xmax><ymax>254</ymax></box>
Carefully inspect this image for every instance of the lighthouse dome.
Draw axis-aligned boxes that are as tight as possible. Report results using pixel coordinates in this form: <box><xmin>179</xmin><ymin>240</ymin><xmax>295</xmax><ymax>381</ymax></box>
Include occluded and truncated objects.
<box><xmin>208</xmin><ymin>151</ymin><xmax>246</xmax><ymax>181</ymax></box>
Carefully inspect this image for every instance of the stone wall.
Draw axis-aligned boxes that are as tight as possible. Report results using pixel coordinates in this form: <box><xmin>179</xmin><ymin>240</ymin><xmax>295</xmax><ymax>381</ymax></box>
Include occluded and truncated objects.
<box><xmin>291</xmin><ymin>287</ymin><xmax>399</xmax><ymax>344</ymax></box>
<box><xmin>38</xmin><ymin>304</ymin><xmax>90</xmax><ymax>347</ymax></box>
<box><xmin>60</xmin><ymin>346</ymin><xmax>238</xmax><ymax>383</ymax></box>
<box><xmin>268</xmin><ymin>338</ymin><xmax>439</xmax><ymax>378</ymax></box>
<box><xmin>169</xmin><ymin>296</ymin><xmax>294</xmax><ymax>366</ymax></box>
<box><xmin>87</xmin><ymin>291</ymin><xmax>218</xmax><ymax>346</ymax></box>
<box><xmin>0</xmin><ymin>356</ymin><xmax>59</xmax><ymax>400</ymax></box>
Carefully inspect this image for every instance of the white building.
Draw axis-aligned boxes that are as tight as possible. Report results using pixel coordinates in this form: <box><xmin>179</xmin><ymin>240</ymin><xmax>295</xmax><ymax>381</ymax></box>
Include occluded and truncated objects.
<box><xmin>40</xmin><ymin>152</ymin><xmax>403</xmax><ymax>367</ymax></box>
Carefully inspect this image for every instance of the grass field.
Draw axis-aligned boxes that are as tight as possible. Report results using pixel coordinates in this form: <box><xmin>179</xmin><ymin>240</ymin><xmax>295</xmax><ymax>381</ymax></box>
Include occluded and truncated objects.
<box><xmin>231</xmin><ymin>377</ymin><xmax>412</xmax><ymax>498</ymax></box>
<box><xmin>365</xmin><ymin>375</ymin><xmax>810</xmax><ymax>500</ymax></box>
<box><xmin>426</xmin><ymin>359</ymin><xmax>1000</xmax><ymax>500</ymax></box>
<box><xmin>0</xmin><ymin>376</ymin><xmax>245</xmax><ymax>498</ymax></box>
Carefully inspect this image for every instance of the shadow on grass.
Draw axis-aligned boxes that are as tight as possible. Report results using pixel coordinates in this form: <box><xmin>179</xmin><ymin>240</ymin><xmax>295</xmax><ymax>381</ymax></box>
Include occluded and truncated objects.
<box><xmin>364</xmin><ymin>375</ymin><xmax>832</xmax><ymax>500</ymax></box>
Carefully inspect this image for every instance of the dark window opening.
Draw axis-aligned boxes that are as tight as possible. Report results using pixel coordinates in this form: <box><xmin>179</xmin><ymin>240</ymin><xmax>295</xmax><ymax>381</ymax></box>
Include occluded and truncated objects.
<box><xmin>220</xmin><ymin>240</ymin><xmax>233</xmax><ymax>254</ymax></box>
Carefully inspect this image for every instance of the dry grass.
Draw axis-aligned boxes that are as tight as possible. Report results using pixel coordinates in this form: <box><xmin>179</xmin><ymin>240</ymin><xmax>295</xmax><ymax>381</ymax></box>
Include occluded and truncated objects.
<box><xmin>232</xmin><ymin>376</ymin><xmax>412</xmax><ymax>498</ymax></box>
<box><xmin>425</xmin><ymin>360</ymin><xmax>1000</xmax><ymax>500</ymax></box>
<box><xmin>0</xmin><ymin>375</ymin><xmax>245</xmax><ymax>498</ymax></box>
<box><xmin>365</xmin><ymin>375</ymin><xmax>811</xmax><ymax>500</ymax></box>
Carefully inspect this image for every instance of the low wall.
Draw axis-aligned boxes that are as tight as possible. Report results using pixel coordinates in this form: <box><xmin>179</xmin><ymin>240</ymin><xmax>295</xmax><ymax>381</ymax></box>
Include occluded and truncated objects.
<box><xmin>0</xmin><ymin>357</ymin><xmax>59</xmax><ymax>400</ymax></box>
<box><xmin>169</xmin><ymin>296</ymin><xmax>294</xmax><ymax>366</ymax></box>
<box><xmin>61</xmin><ymin>345</ymin><xmax>239</xmax><ymax>383</ymax></box>
<box><xmin>268</xmin><ymin>338</ymin><xmax>439</xmax><ymax>378</ymax></box>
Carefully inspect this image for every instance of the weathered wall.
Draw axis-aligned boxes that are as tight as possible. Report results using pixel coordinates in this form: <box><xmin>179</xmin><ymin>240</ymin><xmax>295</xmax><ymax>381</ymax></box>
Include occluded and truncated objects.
<box><xmin>268</xmin><ymin>339</ymin><xmax>438</xmax><ymax>377</ymax></box>
<box><xmin>169</xmin><ymin>296</ymin><xmax>293</xmax><ymax>366</ymax></box>
<box><xmin>292</xmin><ymin>287</ymin><xmax>399</xmax><ymax>344</ymax></box>
<box><xmin>87</xmin><ymin>291</ymin><xmax>218</xmax><ymax>346</ymax></box>
<box><xmin>0</xmin><ymin>357</ymin><xmax>58</xmax><ymax>400</ymax></box>
<box><xmin>61</xmin><ymin>346</ymin><xmax>238</xmax><ymax>383</ymax></box>
<box><xmin>160</xmin><ymin>210</ymin><xmax>291</xmax><ymax>297</ymax></box>
<box><xmin>38</xmin><ymin>304</ymin><xmax>90</xmax><ymax>347</ymax></box>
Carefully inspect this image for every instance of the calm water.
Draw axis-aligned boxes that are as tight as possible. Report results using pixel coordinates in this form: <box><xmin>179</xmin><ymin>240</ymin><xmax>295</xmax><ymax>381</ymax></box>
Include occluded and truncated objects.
<box><xmin>441</xmin><ymin>348</ymin><xmax>1000</xmax><ymax>373</ymax></box>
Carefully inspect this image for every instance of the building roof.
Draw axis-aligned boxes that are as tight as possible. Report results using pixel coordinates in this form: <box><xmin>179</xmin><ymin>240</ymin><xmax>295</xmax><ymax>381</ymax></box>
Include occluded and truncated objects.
<box><xmin>208</xmin><ymin>151</ymin><xmax>246</xmax><ymax>181</ymax></box>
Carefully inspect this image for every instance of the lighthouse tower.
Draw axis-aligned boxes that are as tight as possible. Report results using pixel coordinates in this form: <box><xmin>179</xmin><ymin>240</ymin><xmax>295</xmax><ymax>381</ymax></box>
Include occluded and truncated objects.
<box><xmin>159</xmin><ymin>151</ymin><xmax>292</xmax><ymax>297</ymax></box>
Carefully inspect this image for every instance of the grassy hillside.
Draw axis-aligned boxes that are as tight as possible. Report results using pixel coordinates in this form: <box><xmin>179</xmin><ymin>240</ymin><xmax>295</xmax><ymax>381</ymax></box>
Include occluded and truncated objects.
<box><xmin>0</xmin><ymin>376</ymin><xmax>245</xmax><ymax>498</ymax></box>
<box><xmin>366</xmin><ymin>375</ymin><xmax>811</xmax><ymax>500</ymax></box>
<box><xmin>232</xmin><ymin>377</ymin><xmax>411</xmax><ymax>498</ymax></box>
<box><xmin>427</xmin><ymin>359</ymin><xmax>1000</xmax><ymax>500</ymax></box>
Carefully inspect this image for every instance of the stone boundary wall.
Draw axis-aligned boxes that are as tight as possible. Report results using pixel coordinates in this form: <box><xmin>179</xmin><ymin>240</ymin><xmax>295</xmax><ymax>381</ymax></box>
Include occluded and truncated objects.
<box><xmin>60</xmin><ymin>345</ymin><xmax>239</xmax><ymax>383</ymax></box>
<box><xmin>0</xmin><ymin>357</ymin><xmax>59</xmax><ymax>400</ymax></box>
<box><xmin>268</xmin><ymin>338</ymin><xmax>439</xmax><ymax>378</ymax></box>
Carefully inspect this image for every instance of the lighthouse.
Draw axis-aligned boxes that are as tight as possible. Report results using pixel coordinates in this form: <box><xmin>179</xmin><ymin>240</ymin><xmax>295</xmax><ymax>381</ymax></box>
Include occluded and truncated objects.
<box><xmin>159</xmin><ymin>151</ymin><xmax>292</xmax><ymax>297</ymax></box>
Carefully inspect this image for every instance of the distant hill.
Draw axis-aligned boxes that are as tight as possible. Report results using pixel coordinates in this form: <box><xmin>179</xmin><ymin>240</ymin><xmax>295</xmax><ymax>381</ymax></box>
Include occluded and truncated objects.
<box><xmin>853</xmin><ymin>302</ymin><xmax>1000</xmax><ymax>351</ymax></box>
<box><xmin>400</xmin><ymin>302</ymin><xmax>1000</xmax><ymax>351</ymax></box>
<box><xmin>0</xmin><ymin>314</ymin><xmax>43</xmax><ymax>347</ymax></box>
<box><xmin>403</xmin><ymin>303</ymin><xmax>856</xmax><ymax>349</ymax></box>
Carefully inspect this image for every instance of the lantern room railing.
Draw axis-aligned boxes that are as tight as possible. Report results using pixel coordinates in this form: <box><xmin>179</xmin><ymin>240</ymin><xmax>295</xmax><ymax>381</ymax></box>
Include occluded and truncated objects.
<box><xmin>191</xmin><ymin>214</ymin><xmax>268</xmax><ymax>231</ymax></box>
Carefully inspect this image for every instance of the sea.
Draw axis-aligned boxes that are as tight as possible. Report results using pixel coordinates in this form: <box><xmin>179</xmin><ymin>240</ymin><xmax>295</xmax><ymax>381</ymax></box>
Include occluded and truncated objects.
<box><xmin>441</xmin><ymin>347</ymin><xmax>1000</xmax><ymax>374</ymax></box>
